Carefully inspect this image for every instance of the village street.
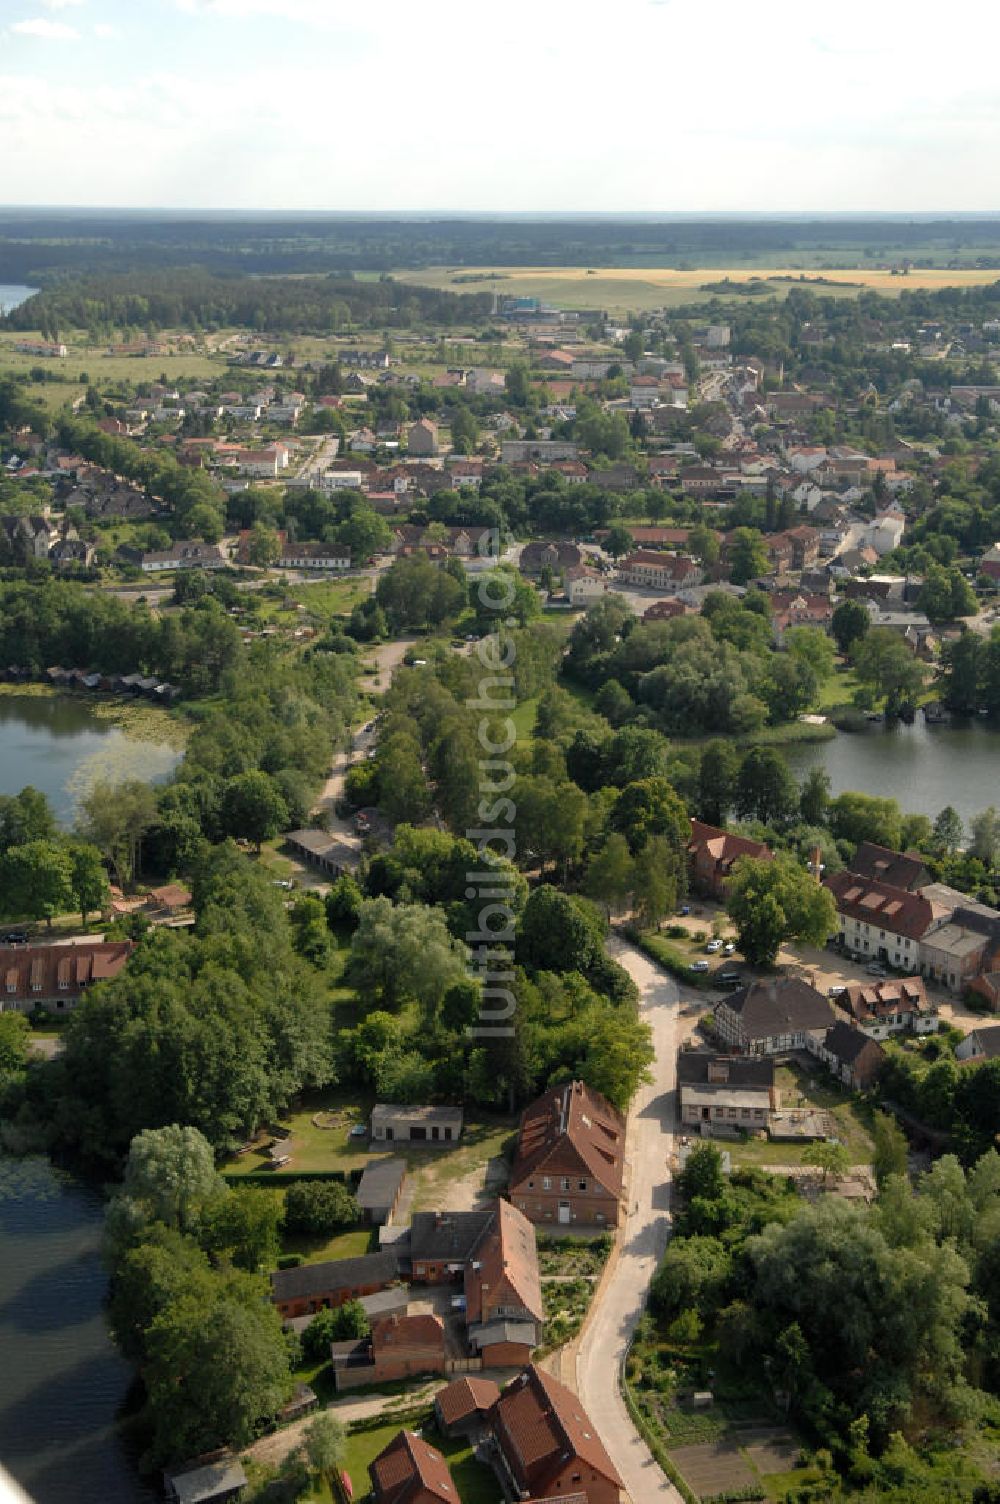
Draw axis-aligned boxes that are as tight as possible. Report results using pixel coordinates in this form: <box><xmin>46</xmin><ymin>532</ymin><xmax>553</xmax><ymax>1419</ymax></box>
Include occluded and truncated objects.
<box><xmin>576</xmin><ymin>936</ymin><xmax>685</xmax><ymax>1504</ymax></box>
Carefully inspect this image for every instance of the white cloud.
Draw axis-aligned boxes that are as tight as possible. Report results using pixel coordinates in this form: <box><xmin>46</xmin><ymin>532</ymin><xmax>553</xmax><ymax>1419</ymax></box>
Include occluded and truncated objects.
<box><xmin>38</xmin><ymin>0</ymin><xmax>85</xmax><ymax>8</ymax></box>
<box><xmin>10</xmin><ymin>17</ymin><xmax>80</xmax><ymax>37</ymax></box>
<box><xmin>93</xmin><ymin>21</ymin><xmax>119</xmax><ymax>36</ymax></box>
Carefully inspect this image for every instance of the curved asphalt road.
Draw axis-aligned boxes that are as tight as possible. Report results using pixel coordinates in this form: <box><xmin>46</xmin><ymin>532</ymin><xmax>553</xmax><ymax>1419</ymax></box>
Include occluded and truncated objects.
<box><xmin>576</xmin><ymin>936</ymin><xmax>684</xmax><ymax>1504</ymax></box>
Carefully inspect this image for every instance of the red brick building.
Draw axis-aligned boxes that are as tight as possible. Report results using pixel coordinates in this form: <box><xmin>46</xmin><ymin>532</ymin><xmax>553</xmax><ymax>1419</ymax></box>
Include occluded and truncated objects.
<box><xmin>509</xmin><ymin>1081</ymin><xmax>625</xmax><ymax>1229</ymax></box>
<box><xmin>369</xmin><ymin>1431</ymin><xmax>456</xmax><ymax>1504</ymax></box>
<box><xmin>490</xmin><ymin>1365</ymin><xmax>622</xmax><ymax>1504</ymax></box>
<box><xmin>434</xmin><ymin>1376</ymin><xmax>501</xmax><ymax>1438</ymax></box>
<box><xmin>465</xmin><ymin>1199</ymin><xmax>544</xmax><ymax>1366</ymax></box>
<box><xmin>270</xmin><ymin>1251</ymin><xmax>399</xmax><ymax>1320</ymax></box>
<box><xmin>688</xmin><ymin>820</ymin><xmax>772</xmax><ymax>900</ymax></box>
<box><xmin>0</xmin><ymin>940</ymin><xmax>132</xmax><ymax>1013</ymax></box>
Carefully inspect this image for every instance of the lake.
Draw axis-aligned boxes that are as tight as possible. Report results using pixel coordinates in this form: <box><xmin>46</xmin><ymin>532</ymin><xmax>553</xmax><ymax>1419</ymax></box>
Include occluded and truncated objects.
<box><xmin>0</xmin><ymin>286</ymin><xmax>38</xmax><ymax>315</ymax></box>
<box><xmin>0</xmin><ymin>695</ymin><xmax>181</xmax><ymax>826</ymax></box>
<box><xmin>0</xmin><ymin>1156</ymin><xmax>157</xmax><ymax>1504</ymax></box>
<box><xmin>784</xmin><ymin>718</ymin><xmax>1000</xmax><ymax>830</ymax></box>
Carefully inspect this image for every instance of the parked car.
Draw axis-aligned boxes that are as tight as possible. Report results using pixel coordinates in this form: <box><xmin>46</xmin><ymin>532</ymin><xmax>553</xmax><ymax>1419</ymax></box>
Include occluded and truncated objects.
<box><xmin>1</xmin><ymin>930</ymin><xmax>28</xmax><ymax>945</ymax></box>
<box><xmin>272</xmin><ymin>879</ymin><xmax>294</xmax><ymax>891</ymax></box>
<box><xmin>718</xmin><ymin>969</ymin><xmax>743</xmax><ymax>987</ymax></box>
<box><xmin>705</xmin><ymin>939</ymin><xmax>722</xmax><ymax>953</ymax></box>
<box><xmin>866</xmin><ymin>962</ymin><xmax>888</xmax><ymax>977</ymax></box>
<box><xmin>723</xmin><ymin>941</ymin><xmax>736</xmax><ymax>955</ymax></box>
<box><xmin>829</xmin><ymin>985</ymin><xmax>847</xmax><ymax>999</ymax></box>
<box><xmin>679</xmin><ymin>905</ymin><xmax>691</xmax><ymax>916</ymax></box>
<box><xmin>690</xmin><ymin>960</ymin><xmax>710</xmax><ymax>973</ymax></box>
<box><xmin>349</xmin><ymin>1123</ymin><xmax>368</xmax><ymax>1138</ymax></box>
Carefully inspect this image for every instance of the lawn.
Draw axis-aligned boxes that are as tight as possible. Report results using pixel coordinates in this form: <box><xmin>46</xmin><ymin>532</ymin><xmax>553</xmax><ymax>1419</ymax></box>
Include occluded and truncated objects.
<box><xmin>728</xmin><ymin>1060</ymin><xmax>875</xmax><ymax>1169</ymax></box>
<box><xmin>284</xmin><ymin>1223</ymin><xmax>376</xmax><ymax>1266</ymax></box>
<box><xmin>223</xmin><ymin>1090</ymin><xmax>373</xmax><ymax>1179</ymax></box>
<box><xmin>339</xmin><ymin>1410</ymin><xmax>501</xmax><ymax>1504</ymax></box>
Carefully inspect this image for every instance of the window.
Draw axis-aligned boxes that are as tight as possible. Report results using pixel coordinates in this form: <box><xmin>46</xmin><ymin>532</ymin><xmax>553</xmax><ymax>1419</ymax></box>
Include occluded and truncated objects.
<box><xmin>527</xmin><ymin>1180</ymin><xmax>534</xmax><ymax>1189</ymax></box>
<box><xmin>560</xmin><ymin>1177</ymin><xmax>570</xmax><ymax>1192</ymax></box>
<box><xmin>753</xmin><ymin>1108</ymin><xmax>764</xmax><ymax>1119</ymax></box>
<box><xmin>714</xmin><ymin>1107</ymin><xmax>724</xmax><ymax>1118</ymax></box>
<box><xmin>578</xmin><ymin>1179</ymin><xmax>587</xmax><ymax>1192</ymax></box>
<box><xmin>727</xmin><ymin>1108</ymin><xmax>737</xmax><ymax>1118</ymax></box>
<box><xmin>542</xmin><ymin>1176</ymin><xmax>551</xmax><ymax>1191</ymax></box>
<box><xmin>4</xmin><ymin>983</ymin><xmax>15</xmax><ymax>995</ymax></box>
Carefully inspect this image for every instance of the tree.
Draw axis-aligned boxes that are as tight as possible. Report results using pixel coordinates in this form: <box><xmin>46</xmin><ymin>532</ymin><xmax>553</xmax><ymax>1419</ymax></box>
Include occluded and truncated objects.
<box><xmin>650</xmin><ymin>1234</ymin><xmax>731</xmax><ymax>1323</ymax></box>
<box><xmin>969</xmin><ymin>806</ymin><xmax>1000</xmax><ymax>867</ymax></box>
<box><xmin>828</xmin><ymin>791</ymin><xmax>903</xmax><ymax>851</ymax></box>
<box><xmin>798</xmin><ymin>766</ymin><xmax>831</xmax><ymax>827</ymax></box>
<box><xmin>804</xmin><ymin>1139</ymin><xmax>850</xmax><ymax>1185</ymax></box>
<box><xmin>609</xmin><ymin>777</ymin><xmax>690</xmax><ymax>856</ymax></box>
<box><xmin>0</xmin><ymin>786</ymin><xmax>56</xmax><ymax>851</ymax></box>
<box><xmin>632</xmin><ymin>836</ymin><xmax>677</xmax><ymax>929</ymax></box>
<box><xmin>726</xmin><ymin>854</ymin><xmax>837</xmax><ymax>966</ymax></box>
<box><xmin>688</xmin><ymin>523</ymin><xmax>720</xmax><ymax>567</ymax></box>
<box><xmin>79</xmin><ymin>778</ymin><xmax>158</xmax><ymax>890</ymax></box>
<box><xmin>221</xmin><ymin>771</ymin><xmax>289</xmax><ymax>852</ymax></box>
<box><xmin>604</xmin><ymin>524</ymin><xmax>635</xmax><ymax>558</ymax></box>
<box><xmin>852</xmin><ymin>627</ymin><xmax>923</xmax><ymax>714</ymax></box>
<box><xmin>728</xmin><ymin>527</ymin><xmax>768</xmax><ymax>585</ymax></box>
<box><xmin>301</xmin><ymin>1412</ymin><xmax>347</xmax><ymax>1491</ymax></box>
<box><xmin>199</xmin><ymin>1186</ymin><xmax>283</xmax><ymax>1273</ymax></box>
<box><xmin>872</xmin><ymin>1112</ymin><xmax>909</xmax><ymax>1188</ymax></box>
<box><xmin>68</xmin><ymin>840</ymin><xmax>109</xmax><ymax>924</ymax></box>
<box><xmin>585</xmin><ymin>834</ymin><xmax>633</xmax><ymax>918</ymax></box>
<box><xmin>0</xmin><ymin>1010</ymin><xmax>29</xmax><ymax>1073</ymax></box>
<box><xmin>678</xmin><ymin>1142</ymin><xmax>725</xmax><ymax>1201</ymax></box>
<box><xmin>697</xmin><ymin>740</ymin><xmax>739</xmax><ymax>826</ymax></box>
<box><xmin>244</xmin><ymin>524</ymin><xmax>282</xmax><ymax>567</ymax></box>
<box><xmin>831</xmin><ymin>599</ymin><xmax>870</xmax><ymax>655</ymax></box>
<box><xmin>784</xmin><ymin>625</ymin><xmax>836</xmax><ymax>684</ymax></box>
<box><xmin>145</xmin><ymin>1274</ymin><xmax>292</xmax><ymax>1463</ymax></box>
<box><xmin>0</xmin><ymin>839</ymin><xmax>73</xmax><ymax>925</ymax></box>
<box><xmin>108</xmin><ymin>1225</ymin><xmax>211</xmax><ymax>1363</ymax></box>
<box><xmin>735</xmin><ymin>748</ymin><xmax>799</xmax><ymax>825</ymax></box>
<box><xmin>302</xmin><ymin>1301</ymin><xmax>369</xmax><ymax>1361</ymax></box>
<box><xmin>932</xmin><ymin>805</ymin><xmax>965</xmax><ymax>856</ymax></box>
<box><xmin>283</xmin><ymin>1179</ymin><xmax>358</xmax><ymax>1236</ymax></box>
<box><xmin>121</xmin><ymin>1124</ymin><xmax>223</xmax><ymax>1234</ymax></box>
<box><xmin>347</xmin><ymin>896</ymin><xmax>469</xmax><ymax>1012</ymax></box>
<box><xmin>519</xmin><ymin>885</ymin><xmax>602</xmax><ymax>975</ymax></box>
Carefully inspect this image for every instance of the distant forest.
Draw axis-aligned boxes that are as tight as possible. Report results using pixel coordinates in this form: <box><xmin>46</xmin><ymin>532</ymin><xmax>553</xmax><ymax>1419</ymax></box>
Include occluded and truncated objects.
<box><xmin>0</xmin><ymin>271</ymin><xmax>493</xmax><ymax>336</ymax></box>
<box><xmin>3</xmin><ymin>212</ymin><xmax>1000</xmax><ymax>283</ymax></box>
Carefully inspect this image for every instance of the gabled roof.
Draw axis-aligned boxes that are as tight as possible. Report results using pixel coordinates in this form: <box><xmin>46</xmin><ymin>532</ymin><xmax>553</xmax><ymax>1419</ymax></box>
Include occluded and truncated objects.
<box><xmin>849</xmin><ymin>841</ymin><xmax>930</xmax><ymax>892</ymax></box>
<box><xmin>511</xmin><ymin>1081</ymin><xmax>624</xmax><ymax>1202</ymax></box>
<box><xmin>493</xmin><ymin>1364</ymin><xmax>622</xmax><ymax>1491</ymax></box>
<box><xmin>689</xmin><ymin>819</ymin><xmax>771</xmax><ymax>870</ymax></box>
<box><xmin>824</xmin><ymin>869</ymin><xmax>936</xmax><ymax>941</ymax></box>
<box><xmin>824</xmin><ymin>1019</ymin><xmax>885</xmax><ymax>1068</ymax></box>
<box><xmin>409</xmin><ymin>1210</ymin><xmax>493</xmax><ymax>1265</ymax></box>
<box><xmin>841</xmin><ymin>975</ymin><xmax>931</xmax><ymax>1025</ymax></box>
<box><xmin>270</xmin><ymin>1251</ymin><xmax>398</xmax><ymax>1304</ymax></box>
<box><xmin>966</xmin><ymin>1025</ymin><xmax>1000</xmax><ymax>1059</ymax></box>
<box><xmin>370</xmin><ymin>1431</ymin><xmax>456</xmax><ymax>1504</ymax></box>
<box><xmin>371</xmin><ymin>1313</ymin><xmax>443</xmax><ymax>1355</ymax></box>
<box><xmin>719</xmin><ymin>977</ymin><xmax>834</xmax><ymax>1041</ymax></box>
<box><xmin>435</xmin><ymin>1376</ymin><xmax>501</xmax><ymax>1427</ymax></box>
<box><xmin>465</xmin><ymin>1199</ymin><xmax>543</xmax><ymax>1324</ymax></box>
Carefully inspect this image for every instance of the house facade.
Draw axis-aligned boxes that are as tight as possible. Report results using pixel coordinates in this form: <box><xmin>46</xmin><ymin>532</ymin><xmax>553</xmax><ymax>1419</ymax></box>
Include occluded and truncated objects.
<box><xmin>839</xmin><ymin>976</ymin><xmax>938</xmax><ymax>1038</ymax></box>
<box><xmin>823</xmin><ymin>870</ymin><xmax>936</xmax><ymax>970</ymax></box>
<box><xmin>677</xmin><ymin>1052</ymin><xmax>778</xmax><ymax>1132</ymax></box>
<box><xmin>688</xmin><ymin>820</ymin><xmax>772</xmax><ymax>899</ymax></box>
<box><xmin>809</xmin><ymin>1021</ymin><xmax>886</xmax><ymax>1090</ymax></box>
<box><xmin>617</xmin><ymin>550</ymin><xmax>702</xmax><ymax>590</ymax></box>
<box><xmin>509</xmin><ymin>1080</ymin><xmax>625</xmax><ymax>1228</ymax></box>
<box><xmin>714</xmin><ymin>977</ymin><xmax>835</xmax><ymax>1056</ymax></box>
<box><xmin>489</xmin><ymin>1365</ymin><xmax>622</xmax><ymax>1504</ymax></box>
<box><xmin>270</xmin><ymin>1251</ymin><xmax>399</xmax><ymax>1320</ymax></box>
<box><xmin>0</xmin><ymin>941</ymin><xmax>133</xmax><ymax>1013</ymax></box>
<box><xmin>464</xmin><ymin>1199</ymin><xmax>544</xmax><ymax>1367</ymax></box>
<box><xmin>140</xmin><ymin>540</ymin><xmax>227</xmax><ymax>573</ymax></box>
<box><xmin>370</xmin><ymin>1104</ymin><xmax>463</xmax><ymax>1145</ymax></box>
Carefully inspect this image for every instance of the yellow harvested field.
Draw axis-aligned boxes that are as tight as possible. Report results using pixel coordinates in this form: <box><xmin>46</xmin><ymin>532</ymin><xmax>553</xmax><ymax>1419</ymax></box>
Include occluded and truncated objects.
<box><xmin>392</xmin><ymin>264</ymin><xmax>1000</xmax><ymax>314</ymax></box>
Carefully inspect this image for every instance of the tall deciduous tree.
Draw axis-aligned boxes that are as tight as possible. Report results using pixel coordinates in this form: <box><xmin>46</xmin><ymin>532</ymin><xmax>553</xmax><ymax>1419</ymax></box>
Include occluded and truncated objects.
<box><xmin>726</xmin><ymin>854</ymin><xmax>837</xmax><ymax>966</ymax></box>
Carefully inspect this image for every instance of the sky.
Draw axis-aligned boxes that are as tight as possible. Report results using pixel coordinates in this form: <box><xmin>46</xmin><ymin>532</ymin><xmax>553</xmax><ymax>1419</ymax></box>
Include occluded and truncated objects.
<box><xmin>2</xmin><ymin>0</ymin><xmax>1000</xmax><ymax>213</ymax></box>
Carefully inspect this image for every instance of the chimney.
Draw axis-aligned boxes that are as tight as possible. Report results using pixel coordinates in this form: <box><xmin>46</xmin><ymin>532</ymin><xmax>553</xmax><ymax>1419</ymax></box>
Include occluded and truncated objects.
<box><xmin>808</xmin><ymin>845</ymin><xmax>824</xmax><ymax>882</ymax></box>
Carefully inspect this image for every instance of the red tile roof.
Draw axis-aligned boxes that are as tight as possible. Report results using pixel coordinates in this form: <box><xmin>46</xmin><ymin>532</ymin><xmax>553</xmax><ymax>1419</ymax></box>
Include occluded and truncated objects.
<box><xmin>493</xmin><ymin>1365</ymin><xmax>622</xmax><ymax>1493</ymax></box>
<box><xmin>370</xmin><ymin>1432</ymin><xmax>456</xmax><ymax>1504</ymax></box>
<box><xmin>511</xmin><ymin>1081</ymin><xmax>624</xmax><ymax>1204</ymax></box>
<box><xmin>464</xmin><ymin>1198</ymin><xmax>543</xmax><ymax>1325</ymax></box>
<box><xmin>0</xmin><ymin>941</ymin><xmax>132</xmax><ymax>1004</ymax></box>
<box><xmin>824</xmin><ymin>870</ymin><xmax>936</xmax><ymax>941</ymax></box>
<box><xmin>434</xmin><ymin>1377</ymin><xmax>501</xmax><ymax>1427</ymax></box>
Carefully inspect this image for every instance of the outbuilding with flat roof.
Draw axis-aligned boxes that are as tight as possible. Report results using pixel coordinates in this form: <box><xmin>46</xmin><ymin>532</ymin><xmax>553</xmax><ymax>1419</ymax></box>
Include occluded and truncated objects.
<box><xmin>357</xmin><ymin>1157</ymin><xmax>407</xmax><ymax>1225</ymax></box>
<box><xmin>370</xmin><ymin>1104</ymin><xmax>463</xmax><ymax>1145</ymax></box>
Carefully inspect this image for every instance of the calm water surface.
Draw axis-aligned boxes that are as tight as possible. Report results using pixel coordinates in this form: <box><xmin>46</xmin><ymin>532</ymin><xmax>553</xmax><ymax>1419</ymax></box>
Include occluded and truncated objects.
<box><xmin>0</xmin><ymin>696</ymin><xmax>180</xmax><ymax>826</ymax></box>
<box><xmin>785</xmin><ymin>718</ymin><xmax>1000</xmax><ymax>829</ymax></box>
<box><xmin>0</xmin><ymin>1156</ymin><xmax>156</xmax><ymax>1503</ymax></box>
<box><xmin>0</xmin><ymin>286</ymin><xmax>38</xmax><ymax>314</ymax></box>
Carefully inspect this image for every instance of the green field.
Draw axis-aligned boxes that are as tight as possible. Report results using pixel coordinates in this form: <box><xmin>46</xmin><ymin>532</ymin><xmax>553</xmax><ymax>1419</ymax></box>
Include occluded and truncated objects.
<box><xmin>392</xmin><ymin>264</ymin><xmax>1000</xmax><ymax>315</ymax></box>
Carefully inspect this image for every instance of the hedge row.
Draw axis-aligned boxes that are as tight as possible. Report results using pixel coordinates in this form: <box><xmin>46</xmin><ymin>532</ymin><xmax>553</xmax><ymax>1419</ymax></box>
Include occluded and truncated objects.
<box><xmin>621</xmin><ymin>1352</ymin><xmax>699</xmax><ymax>1504</ymax></box>
<box><xmin>222</xmin><ymin>1167</ymin><xmax>362</xmax><ymax>1188</ymax></box>
<box><xmin>622</xmin><ymin>926</ymin><xmax>714</xmax><ymax>990</ymax></box>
